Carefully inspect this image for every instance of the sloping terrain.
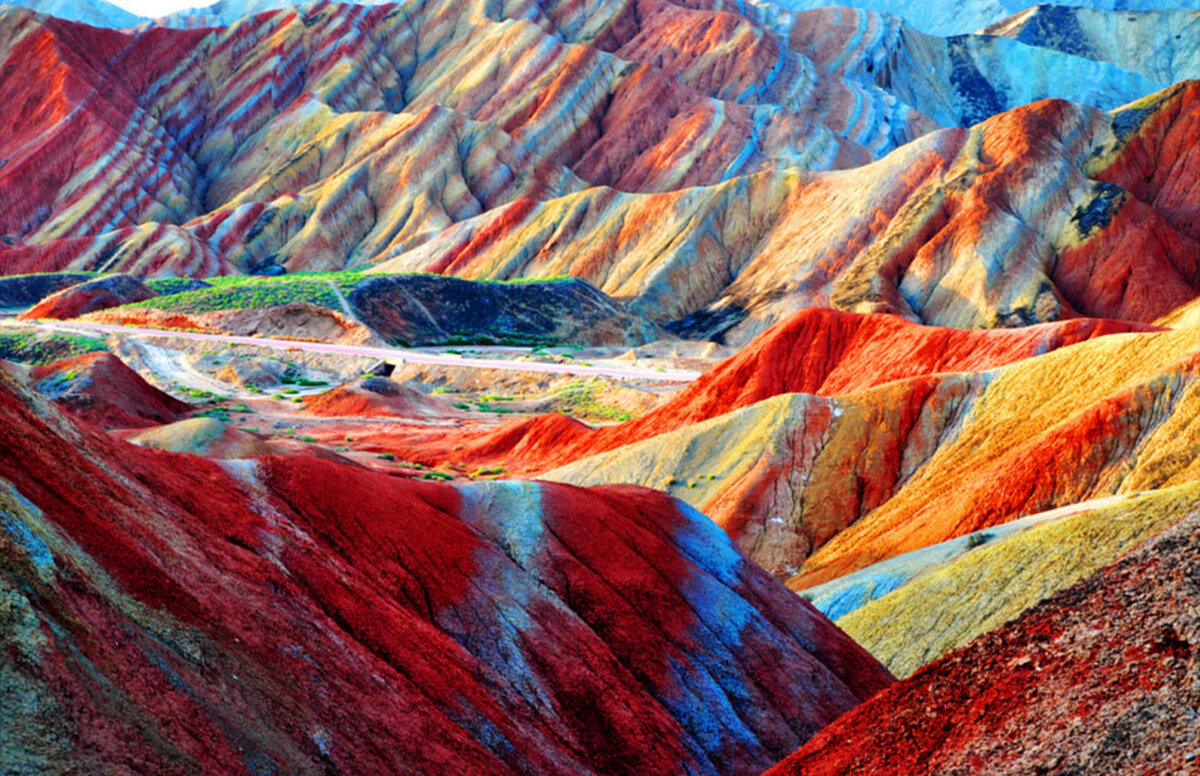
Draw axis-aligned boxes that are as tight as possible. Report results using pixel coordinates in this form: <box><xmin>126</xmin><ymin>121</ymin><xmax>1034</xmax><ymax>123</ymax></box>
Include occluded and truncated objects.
<box><xmin>814</xmin><ymin>485</ymin><xmax>1200</xmax><ymax>676</ymax></box>
<box><xmin>766</xmin><ymin>507</ymin><xmax>1200</xmax><ymax>775</ymax></box>
<box><xmin>380</xmin><ymin>80</ymin><xmax>1200</xmax><ymax>340</ymax></box>
<box><xmin>771</xmin><ymin>0</ymin><xmax>1200</xmax><ymax>37</ymax></box>
<box><xmin>984</xmin><ymin>5</ymin><xmax>1200</xmax><ymax>83</ymax></box>
<box><xmin>347</xmin><ymin>275</ymin><xmax>660</xmax><ymax>347</ymax></box>
<box><xmin>19</xmin><ymin>274</ymin><xmax>157</xmax><ymax>320</ymax></box>
<box><xmin>0</xmin><ymin>359</ymin><xmax>891</xmax><ymax>775</ymax></box>
<box><xmin>0</xmin><ymin>272</ymin><xmax>94</xmax><ymax>308</ymax></box>
<box><xmin>545</xmin><ymin>323</ymin><xmax>1200</xmax><ymax>583</ymax></box>
<box><xmin>396</xmin><ymin>309</ymin><xmax>1153</xmax><ymax>476</ymax></box>
<box><xmin>790</xmin><ymin>6</ymin><xmax>1159</xmax><ymax>126</ymax></box>
<box><xmin>2</xmin><ymin>3</ymin><xmax>1199</xmax><ymax>342</ymax></box>
<box><xmin>29</xmin><ymin>351</ymin><xmax>192</xmax><ymax>429</ymax></box>
<box><xmin>301</xmin><ymin>375</ymin><xmax>457</xmax><ymax>418</ymax></box>
<box><xmin>83</xmin><ymin>273</ymin><xmax>658</xmax><ymax>347</ymax></box>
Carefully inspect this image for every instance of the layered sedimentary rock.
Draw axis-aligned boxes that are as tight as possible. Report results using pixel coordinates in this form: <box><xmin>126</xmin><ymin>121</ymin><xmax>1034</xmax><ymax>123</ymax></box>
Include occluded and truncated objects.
<box><xmin>0</xmin><ymin>359</ymin><xmax>890</xmax><ymax>775</ymax></box>
<box><xmin>405</xmin><ymin>308</ymin><xmax>1152</xmax><ymax>473</ymax></box>
<box><xmin>29</xmin><ymin>351</ymin><xmax>191</xmax><ymax>429</ymax></box>
<box><xmin>809</xmin><ymin>485</ymin><xmax>1199</xmax><ymax>676</ymax></box>
<box><xmin>771</xmin><ymin>0</ymin><xmax>1200</xmax><ymax>37</ymax></box>
<box><xmin>2</xmin><ymin>4</ymin><xmax>1199</xmax><ymax>341</ymax></box>
<box><xmin>302</xmin><ymin>375</ymin><xmax>458</xmax><ymax>418</ymax></box>
<box><xmin>365</xmin><ymin>308</ymin><xmax>1157</xmax><ymax>577</ymax></box>
<box><xmin>18</xmin><ymin>274</ymin><xmax>157</xmax><ymax>320</ymax></box>
<box><xmin>766</xmin><ymin>507</ymin><xmax>1200</xmax><ymax>775</ymax></box>
<box><xmin>790</xmin><ymin>6</ymin><xmax>1159</xmax><ymax>126</ymax></box>
<box><xmin>380</xmin><ymin>82</ymin><xmax>1200</xmax><ymax>339</ymax></box>
<box><xmin>984</xmin><ymin>5</ymin><xmax>1200</xmax><ymax>84</ymax></box>
<box><xmin>546</xmin><ymin>322</ymin><xmax>1200</xmax><ymax>584</ymax></box>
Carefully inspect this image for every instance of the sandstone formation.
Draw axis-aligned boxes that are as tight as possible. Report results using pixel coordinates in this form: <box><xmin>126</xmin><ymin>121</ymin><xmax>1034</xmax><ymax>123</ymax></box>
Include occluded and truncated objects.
<box><xmin>29</xmin><ymin>351</ymin><xmax>191</xmax><ymax>429</ymax></box>
<box><xmin>766</xmin><ymin>507</ymin><xmax>1200</xmax><ymax>775</ymax></box>
<box><xmin>3</xmin><ymin>4</ymin><xmax>1200</xmax><ymax>342</ymax></box>
<box><xmin>301</xmin><ymin>376</ymin><xmax>457</xmax><ymax>418</ymax></box>
<box><xmin>0</xmin><ymin>361</ymin><xmax>891</xmax><ymax>775</ymax></box>
<box><xmin>811</xmin><ymin>485</ymin><xmax>1199</xmax><ymax>676</ymax></box>
<box><xmin>19</xmin><ymin>274</ymin><xmax>157</xmax><ymax>320</ymax></box>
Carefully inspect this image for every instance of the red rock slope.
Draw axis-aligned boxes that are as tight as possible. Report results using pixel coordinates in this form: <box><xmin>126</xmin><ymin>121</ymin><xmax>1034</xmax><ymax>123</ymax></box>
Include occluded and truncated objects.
<box><xmin>30</xmin><ymin>351</ymin><xmax>191</xmax><ymax>429</ymax></box>
<box><xmin>18</xmin><ymin>274</ymin><xmax>156</xmax><ymax>320</ymax></box>
<box><xmin>396</xmin><ymin>308</ymin><xmax>1155</xmax><ymax>474</ymax></box>
<box><xmin>3</xmin><ymin>6</ymin><xmax>1200</xmax><ymax>339</ymax></box>
<box><xmin>765</xmin><ymin>508</ymin><xmax>1200</xmax><ymax>775</ymax></box>
<box><xmin>0</xmin><ymin>359</ymin><xmax>890</xmax><ymax>775</ymax></box>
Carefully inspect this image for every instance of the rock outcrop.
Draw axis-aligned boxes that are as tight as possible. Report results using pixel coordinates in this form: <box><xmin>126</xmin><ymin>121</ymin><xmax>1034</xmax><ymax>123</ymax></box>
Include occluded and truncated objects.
<box><xmin>18</xmin><ymin>274</ymin><xmax>157</xmax><ymax>320</ymax></box>
<box><xmin>301</xmin><ymin>376</ymin><xmax>458</xmax><ymax>418</ymax></box>
<box><xmin>3</xmin><ymin>4</ymin><xmax>1200</xmax><ymax>341</ymax></box>
<box><xmin>29</xmin><ymin>351</ymin><xmax>191</xmax><ymax>429</ymax></box>
<box><xmin>809</xmin><ymin>485</ymin><xmax>1199</xmax><ymax>676</ymax></box>
<box><xmin>0</xmin><ymin>360</ymin><xmax>891</xmax><ymax>775</ymax></box>
<box><xmin>766</xmin><ymin>506</ymin><xmax>1200</xmax><ymax>775</ymax></box>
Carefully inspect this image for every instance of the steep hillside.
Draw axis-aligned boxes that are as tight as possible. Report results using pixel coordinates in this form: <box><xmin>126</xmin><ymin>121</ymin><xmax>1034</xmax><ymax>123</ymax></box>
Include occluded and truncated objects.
<box><xmin>814</xmin><ymin>485</ymin><xmax>1200</xmax><ymax>676</ymax></box>
<box><xmin>538</xmin><ymin>320</ymin><xmax>1200</xmax><ymax>583</ymax></box>
<box><xmin>791</xmin><ymin>6</ymin><xmax>1159</xmax><ymax>126</ymax></box>
<box><xmin>387</xmin><ymin>309</ymin><xmax>1151</xmax><ymax>478</ymax></box>
<box><xmin>19</xmin><ymin>274</ymin><xmax>157</xmax><ymax>320</ymax></box>
<box><xmin>984</xmin><ymin>5</ymin><xmax>1200</xmax><ymax>83</ymax></box>
<box><xmin>766</xmin><ymin>507</ymin><xmax>1200</xmax><ymax>775</ymax></box>
<box><xmin>2</xmin><ymin>4</ymin><xmax>1198</xmax><ymax>341</ymax></box>
<box><xmin>0</xmin><ymin>359</ymin><xmax>890</xmax><ymax>775</ymax></box>
<box><xmin>5</xmin><ymin>0</ymin><xmax>143</xmax><ymax>27</ymax></box>
<box><xmin>30</xmin><ymin>351</ymin><xmax>192</xmax><ymax>428</ymax></box>
<box><xmin>771</xmin><ymin>0</ymin><xmax>1200</xmax><ymax>37</ymax></box>
<box><xmin>380</xmin><ymin>82</ymin><xmax>1200</xmax><ymax>339</ymax></box>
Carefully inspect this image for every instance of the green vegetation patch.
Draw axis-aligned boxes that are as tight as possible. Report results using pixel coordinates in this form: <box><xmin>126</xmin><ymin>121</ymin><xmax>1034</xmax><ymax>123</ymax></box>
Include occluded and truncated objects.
<box><xmin>0</xmin><ymin>331</ymin><xmax>109</xmax><ymax>365</ymax></box>
<box><xmin>552</xmin><ymin>378</ymin><xmax>632</xmax><ymax>423</ymax></box>
<box><xmin>126</xmin><ymin>275</ymin><xmax>354</xmax><ymax>315</ymax></box>
<box><xmin>124</xmin><ymin>272</ymin><xmax>578</xmax><ymax>318</ymax></box>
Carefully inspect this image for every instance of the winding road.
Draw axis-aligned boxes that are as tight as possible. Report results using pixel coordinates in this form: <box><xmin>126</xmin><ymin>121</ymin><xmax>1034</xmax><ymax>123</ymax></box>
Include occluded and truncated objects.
<box><xmin>26</xmin><ymin>320</ymin><xmax>703</xmax><ymax>383</ymax></box>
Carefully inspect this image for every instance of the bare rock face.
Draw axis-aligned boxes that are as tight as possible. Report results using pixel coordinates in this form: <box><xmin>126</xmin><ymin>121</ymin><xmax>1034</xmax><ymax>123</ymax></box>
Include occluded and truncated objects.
<box><xmin>0</xmin><ymin>363</ymin><xmax>891</xmax><ymax>775</ymax></box>
<box><xmin>301</xmin><ymin>376</ymin><xmax>459</xmax><ymax>418</ymax></box>
<box><xmin>30</xmin><ymin>351</ymin><xmax>190</xmax><ymax>429</ymax></box>
<box><xmin>18</xmin><ymin>274</ymin><xmax>156</xmax><ymax>320</ymax></box>
<box><xmin>765</xmin><ymin>509</ymin><xmax>1200</xmax><ymax>776</ymax></box>
<box><xmin>3</xmin><ymin>4</ymin><xmax>1199</xmax><ymax>343</ymax></box>
<box><xmin>349</xmin><ymin>274</ymin><xmax>660</xmax><ymax>347</ymax></box>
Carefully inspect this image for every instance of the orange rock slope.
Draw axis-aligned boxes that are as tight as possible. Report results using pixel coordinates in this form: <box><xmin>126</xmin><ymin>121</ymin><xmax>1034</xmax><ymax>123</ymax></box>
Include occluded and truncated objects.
<box><xmin>386</xmin><ymin>308</ymin><xmax>1156</xmax><ymax>474</ymax></box>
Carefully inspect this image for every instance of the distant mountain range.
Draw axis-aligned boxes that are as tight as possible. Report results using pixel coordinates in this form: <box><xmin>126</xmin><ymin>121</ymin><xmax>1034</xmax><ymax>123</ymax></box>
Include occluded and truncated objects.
<box><xmin>3</xmin><ymin>0</ymin><xmax>1200</xmax><ymax>344</ymax></box>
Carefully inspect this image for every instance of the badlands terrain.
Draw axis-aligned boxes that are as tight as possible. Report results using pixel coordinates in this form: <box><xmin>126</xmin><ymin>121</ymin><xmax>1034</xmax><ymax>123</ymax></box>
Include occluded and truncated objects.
<box><xmin>2</xmin><ymin>0</ymin><xmax>1200</xmax><ymax>774</ymax></box>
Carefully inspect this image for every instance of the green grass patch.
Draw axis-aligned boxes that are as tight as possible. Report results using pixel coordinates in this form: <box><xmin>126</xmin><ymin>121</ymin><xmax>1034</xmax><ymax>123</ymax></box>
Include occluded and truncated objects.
<box><xmin>0</xmin><ymin>331</ymin><xmax>108</xmax><ymax>365</ymax></box>
<box><xmin>552</xmin><ymin>378</ymin><xmax>632</xmax><ymax>423</ymax></box>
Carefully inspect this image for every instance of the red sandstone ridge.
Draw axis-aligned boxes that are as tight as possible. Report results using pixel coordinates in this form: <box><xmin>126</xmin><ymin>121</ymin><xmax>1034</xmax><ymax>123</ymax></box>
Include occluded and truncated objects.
<box><xmin>0</xmin><ymin>359</ymin><xmax>890</xmax><ymax>774</ymax></box>
<box><xmin>765</xmin><ymin>509</ymin><xmax>1200</xmax><ymax>775</ymax></box>
<box><xmin>398</xmin><ymin>309</ymin><xmax>1156</xmax><ymax>474</ymax></box>
<box><xmin>18</xmin><ymin>274</ymin><xmax>156</xmax><ymax>320</ymax></box>
<box><xmin>301</xmin><ymin>376</ymin><xmax>459</xmax><ymax>419</ymax></box>
<box><xmin>30</xmin><ymin>351</ymin><xmax>190</xmax><ymax>429</ymax></box>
